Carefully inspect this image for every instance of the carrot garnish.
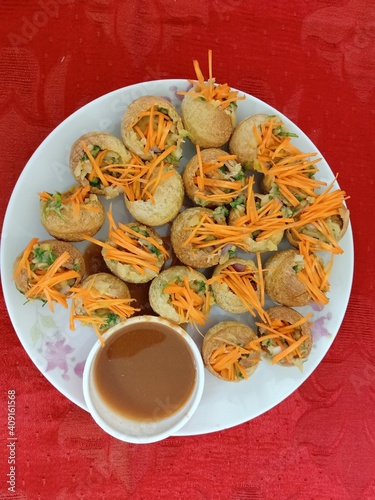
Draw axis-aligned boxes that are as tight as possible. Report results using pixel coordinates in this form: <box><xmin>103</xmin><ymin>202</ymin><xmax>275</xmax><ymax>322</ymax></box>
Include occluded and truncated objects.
<box><xmin>83</xmin><ymin>209</ymin><xmax>168</xmax><ymax>276</ymax></box>
<box><xmin>163</xmin><ymin>275</ymin><xmax>210</xmax><ymax>326</ymax></box>
<box><xmin>209</xmin><ymin>342</ymin><xmax>260</xmax><ymax>381</ymax></box>
<box><xmin>182</xmin><ymin>211</ymin><xmax>252</xmax><ymax>254</ymax></box>
<box><xmin>39</xmin><ymin>185</ymin><xmax>101</xmax><ymax>220</ymax></box>
<box><xmin>193</xmin><ymin>145</ymin><xmax>248</xmax><ymax>204</ymax></box>
<box><xmin>253</xmin><ymin>118</ymin><xmax>325</xmax><ymax>207</ymax></box>
<box><xmin>249</xmin><ymin>312</ymin><xmax>312</xmax><ymax>365</ymax></box>
<box><xmin>70</xmin><ymin>276</ymin><xmax>139</xmax><ymax>344</ymax></box>
<box><xmin>121</xmin><ymin>145</ymin><xmax>177</xmax><ymax>204</ymax></box>
<box><xmin>295</xmin><ymin>240</ymin><xmax>334</xmax><ymax>305</ymax></box>
<box><xmin>293</xmin><ymin>180</ymin><xmax>348</xmax><ymax>229</ymax></box>
<box><xmin>77</xmin><ymin>141</ymin><xmax>160</xmax><ymax>196</ymax></box>
<box><xmin>13</xmin><ymin>237</ymin><xmax>39</xmax><ymax>279</ymax></box>
<box><xmin>80</xmin><ymin>141</ymin><xmax>109</xmax><ymax>187</ymax></box>
<box><xmin>232</xmin><ymin>177</ymin><xmax>294</xmax><ymax>241</ymax></box>
<box><xmin>14</xmin><ymin>241</ymin><xmax>81</xmax><ymax>312</ymax></box>
<box><xmin>208</xmin><ymin>262</ymin><xmax>268</xmax><ymax>322</ymax></box>
<box><xmin>127</xmin><ymin>103</ymin><xmax>177</xmax><ymax>156</ymax></box>
<box><xmin>178</xmin><ymin>50</ymin><xmax>245</xmax><ymax>109</ymax></box>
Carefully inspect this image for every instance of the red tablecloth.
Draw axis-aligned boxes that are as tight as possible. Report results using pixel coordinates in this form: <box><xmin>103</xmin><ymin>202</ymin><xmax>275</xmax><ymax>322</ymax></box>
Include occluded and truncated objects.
<box><xmin>1</xmin><ymin>1</ymin><xmax>374</xmax><ymax>499</ymax></box>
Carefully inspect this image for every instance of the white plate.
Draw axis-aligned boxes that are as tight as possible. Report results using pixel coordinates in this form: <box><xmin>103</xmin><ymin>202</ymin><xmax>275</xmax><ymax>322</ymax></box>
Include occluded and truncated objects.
<box><xmin>1</xmin><ymin>80</ymin><xmax>353</xmax><ymax>436</ymax></box>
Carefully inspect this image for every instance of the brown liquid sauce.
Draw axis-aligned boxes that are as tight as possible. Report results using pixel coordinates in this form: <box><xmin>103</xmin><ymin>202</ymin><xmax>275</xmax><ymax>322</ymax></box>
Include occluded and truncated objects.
<box><xmin>126</xmin><ymin>282</ymin><xmax>155</xmax><ymax>316</ymax></box>
<box><xmin>162</xmin><ymin>233</ymin><xmax>184</xmax><ymax>269</ymax></box>
<box><xmin>83</xmin><ymin>242</ymin><xmax>108</xmax><ymax>275</ymax></box>
<box><xmin>94</xmin><ymin>323</ymin><xmax>196</xmax><ymax>421</ymax></box>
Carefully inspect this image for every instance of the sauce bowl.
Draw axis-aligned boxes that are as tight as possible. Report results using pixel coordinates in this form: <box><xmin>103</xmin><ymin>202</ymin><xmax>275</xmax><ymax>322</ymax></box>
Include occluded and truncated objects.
<box><xmin>83</xmin><ymin>315</ymin><xmax>205</xmax><ymax>443</ymax></box>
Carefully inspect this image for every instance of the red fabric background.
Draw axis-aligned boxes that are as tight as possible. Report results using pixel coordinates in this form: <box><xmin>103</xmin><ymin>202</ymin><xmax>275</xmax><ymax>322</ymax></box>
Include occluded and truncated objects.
<box><xmin>1</xmin><ymin>1</ymin><xmax>375</xmax><ymax>499</ymax></box>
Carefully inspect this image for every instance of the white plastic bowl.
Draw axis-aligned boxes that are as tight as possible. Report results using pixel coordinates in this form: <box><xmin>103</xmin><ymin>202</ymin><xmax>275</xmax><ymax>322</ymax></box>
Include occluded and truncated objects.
<box><xmin>83</xmin><ymin>315</ymin><xmax>205</xmax><ymax>444</ymax></box>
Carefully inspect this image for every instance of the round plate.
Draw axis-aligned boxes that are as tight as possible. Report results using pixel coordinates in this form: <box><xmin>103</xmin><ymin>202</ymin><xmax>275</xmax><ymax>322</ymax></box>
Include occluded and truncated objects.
<box><xmin>1</xmin><ymin>80</ymin><xmax>353</xmax><ymax>436</ymax></box>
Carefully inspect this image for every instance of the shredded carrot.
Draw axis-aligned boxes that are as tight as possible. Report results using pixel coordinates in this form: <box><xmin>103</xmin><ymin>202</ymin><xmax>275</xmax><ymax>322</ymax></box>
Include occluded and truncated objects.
<box><xmin>163</xmin><ymin>274</ymin><xmax>210</xmax><ymax>326</ymax></box>
<box><xmin>70</xmin><ymin>276</ymin><xmax>139</xmax><ymax>344</ymax></box>
<box><xmin>289</xmin><ymin>223</ymin><xmax>344</xmax><ymax>255</ymax></box>
<box><xmin>208</xmin><ymin>263</ymin><xmax>268</xmax><ymax>322</ymax></box>
<box><xmin>39</xmin><ymin>185</ymin><xmax>101</xmax><ymax>220</ymax></box>
<box><xmin>119</xmin><ymin>145</ymin><xmax>177</xmax><ymax>204</ymax></box>
<box><xmin>77</xmin><ymin>141</ymin><xmax>167</xmax><ymax>195</ymax></box>
<box><xmin>192</xmin><ymin>145</ymin><xmax>248</xmax><ymax>204</ymax></box>
<box><xmin>14</xmin><ymin>241</ymin><xmax>81</xmax><ymax>312</ymax></box>
<box><xmin>83</xmin><ymin>208</ymin><xmax>168</xmax><ymax>276</ymax></box>
<box><xmin>252</xmin><ymin>118</ymin><xmax>326</xmax><ymax>207</ymax></box>
<box><xmin>232</xmin><ymin>176</ymin><xmax>294</xmax><ymax>242</ymax></box>
<box><xmin>127</xmin><ymin>103</ymin><xmax>176</xmax><ymax>155</ymax></box>
<box><xmin>249</xmin><ymin>312</ymin><xmax>312</xmax><ymax>365</ymax></box>
<box><xmin>177</xmin><ymin>50</ymin><xmax>245</xmax><ymax>109</ymax></box>
<box><xmin>295</xmin><ymin>241</ymin><xmax>333</xmax><ymax>305</ymax></box>
<box><xmin>181</xmin><ymin>211</ymin><xmax>253</xmax><ymax>254</ymax></box>
<box><xmin>13</xmin><ymin>237</ymin><xmax>39</xmax><ymax>279</ymax></box>
<box><xmin>295</xmin><ymin>180</ymin><xmax>348</xmax><ymax>223</ymax></box>
<box><xmin>209</xmin><ymin>342</ymin><xmax>259</xmax><ymax>381</ymax></box>
<box><xmin>80</xmin><ymin>141</ymin><xmax>109</xmax><ymax>187</ymax></box>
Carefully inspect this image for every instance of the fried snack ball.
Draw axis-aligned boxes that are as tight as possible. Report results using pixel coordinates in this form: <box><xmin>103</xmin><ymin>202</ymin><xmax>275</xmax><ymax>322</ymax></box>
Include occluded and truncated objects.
<box><xmin>102</xmin><ymin>222</ymin><xmax>167</xmax><ymax>284</ymax></box>
<box><xmin>229</xmin><ymin>113</ymin><xmax>285</xmax><ymax>169</ymax></box>
<box><xmin>183</xmin><ymin>147</ymin><xmax>245</xmax><ymax>207</ymax></box>
<box><xmin>257</xmin><ymin>306</ymin><xmax>313</xmax><ymax>366</ymax></box>
<box><xmin>202</xmin><ymin>321</ymin><xmax>260</xmax><ymax>382</ymax></box>
<box><xmin>181</xmin><ymin>94</ymin><xmax>234</xmax><ymax>148</ymax></box>
<box><xmin>264</xmin><ymin>249</ymin><xmax>312</xmax><ymax>307</ymax></box>
<box><xmin>148</xmin><ymin>266</ymin><xmax>211</xmax><ymax>324</ymax></box>
<box><xmin>121</xmin><ymin>95</ymin><xmax>185</xmax><ymax>162</ymax></box>
<box><xmin>124</xmin><ymin>167</ymin><xmax>184</xmax><ymax>226</ymax></box>
<box><xmin>13</xmin><ymin>239</ymin><xmax>85</xmax><ymax>299</ymax></box>
<box><xmin>228</xmin><ymin>200</ymin><xmax>284</xmax><ymax>253</ymax></box>
<box><xmin>286</xmin><ymin>204</ymin><xmax>350</xmax><ymax>249</ymax></box>
<box><xmin>170</xmin><ymin>207</ymin><xmax>226</xmax><ymax>269</ymax></box>
<box><xmin>71</xmin><ymin>272</ymin><xmax>133</xmax><ymax>333</ymax></box>
<box><xmin>40</xmin><ymin>186</ymin><xmax>105</xmax><ymax>242</ymax></box>
<box><xmin>70</xmin><ymin>132</ymin><xmax>132</xmax><ymax>199</ymax></box>
<box><xmin>211</xmin><ymin>258</ymin><xmax>260</xmax><ymax>314</ymax></box>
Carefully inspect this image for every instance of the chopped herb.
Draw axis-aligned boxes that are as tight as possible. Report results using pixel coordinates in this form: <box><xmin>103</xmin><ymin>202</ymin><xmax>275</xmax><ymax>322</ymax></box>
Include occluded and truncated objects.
<box><xmin>103</xmin><ymin>313</ymin><xmax>120</xmax><ymax>330</ymax></box>
<box><xmin>33</xmin><ymin>247</ymin><xmax>57</xmax><ymax>266</ymax></box>
<box><xmin>43</xmin><ymin>192</ymin><xmax>65</xmax><ymax>220</ymax></box>
<box><xmin>194</xmin><ymin>280</ymin><xmax>206</xmax><ymax>293</ymax></box>
<box><xmin>278</xmin><ymin>131</ymin><xmax>298</xmax><ymax>138</ymax></box>
<box><xmin>149</xmin><ymin>245</ymin><xmax>161</xmax><ymax>256</ymax></box>
<box><xmin>89</xmin><ymin>177</ymin><xmax>101</xmax><ymax>188</ymax></box>
<box><xmin>213</xmin><ymin>206</ymin><xmax>228</xmax><ymax>220</ymax></box>
<box><xmin>234</xmin><ymin>170</ymin><xmax>245</xmax><ymax>181</ymax></box>
<box><xmin>230</xmin><ymin>195</ymin><xmax>245</xmax><ymax>209</ymax></box>
<box><xmin>165</xmin><ymin>154</ymin><xmax>179</xmax><ymax>165</ymax></box>
<box><xmin>91</xmin><ymin>145</ymin><xmax>101</xmax><ymax>158</ymax></box>
<box><xmin>228</xmin><ymin>247</ymin><xmax>236</xmax><ymax>258</ymax></box>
